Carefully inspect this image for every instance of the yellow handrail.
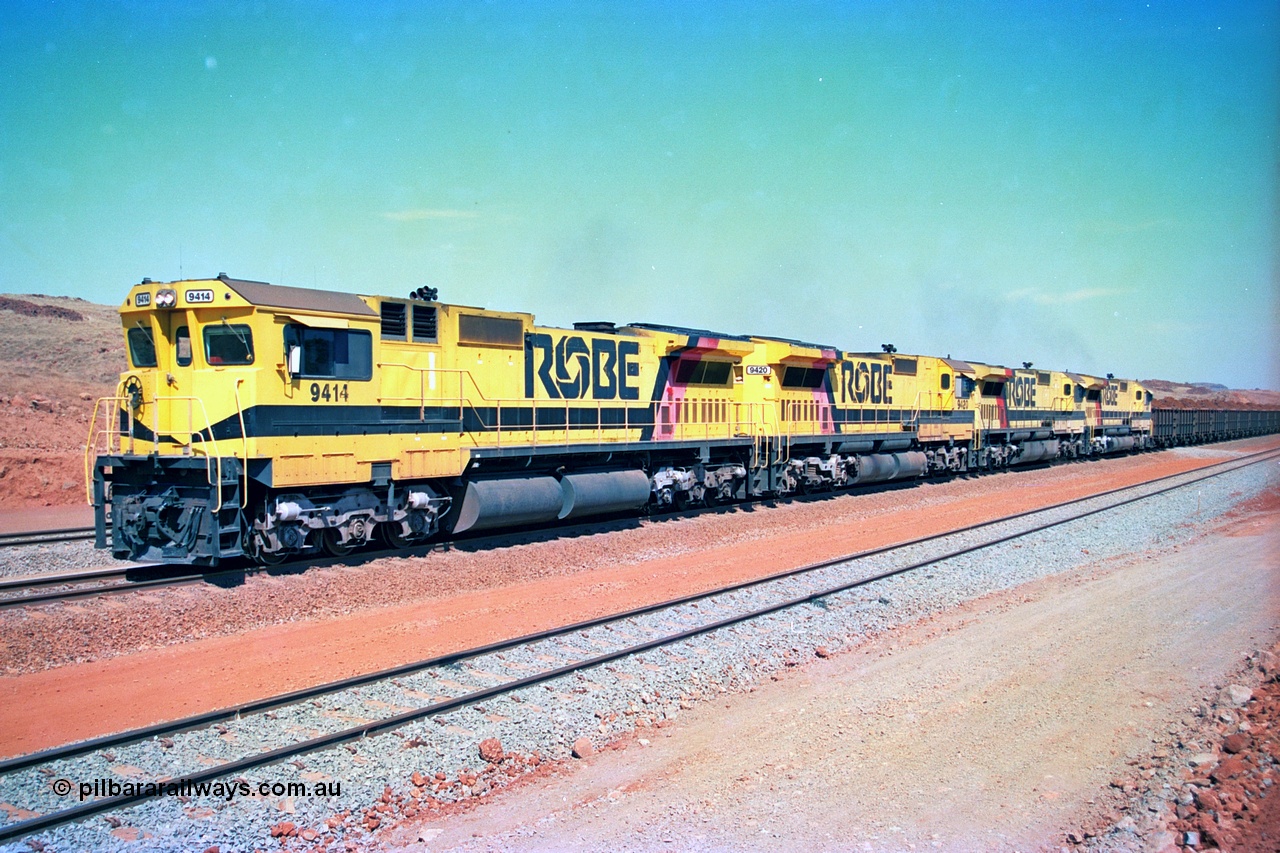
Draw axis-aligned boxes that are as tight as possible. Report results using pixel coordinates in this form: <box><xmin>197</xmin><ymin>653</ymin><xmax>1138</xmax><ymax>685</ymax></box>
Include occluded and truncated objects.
<box><xmin>230</xmin><ymin>379</ymin><xmax>250</xmax><ymax>515</ymax></box>
<box><xmin>82</xmin><ymin>392</ymin><xmax>226</xmax><ymax>512</ymax></box>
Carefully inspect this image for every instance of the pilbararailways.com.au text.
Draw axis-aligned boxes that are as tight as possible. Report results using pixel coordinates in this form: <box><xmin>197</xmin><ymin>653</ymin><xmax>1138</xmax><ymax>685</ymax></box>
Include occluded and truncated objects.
<box><xmin>53</xmin><ymin>777</ymin><xmax>342</xmax><ymax>802</ymax></box>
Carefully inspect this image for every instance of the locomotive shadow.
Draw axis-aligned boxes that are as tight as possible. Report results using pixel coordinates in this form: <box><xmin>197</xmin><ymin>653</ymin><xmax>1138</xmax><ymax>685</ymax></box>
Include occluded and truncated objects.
<box><xmin>306</xmin><ymin>474</ymin><xmax>935</xmax><ymax>571</ymax></box>
<box><xmin>148</xmin><ymin>459</ymin><xmax>1089</xmax><ymax>589</ymax></box>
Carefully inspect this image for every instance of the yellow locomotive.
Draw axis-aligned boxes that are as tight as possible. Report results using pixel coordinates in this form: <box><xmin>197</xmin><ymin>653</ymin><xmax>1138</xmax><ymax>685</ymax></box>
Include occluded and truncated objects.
<box><xmin>88</xmin><ymin>274</ymin><xmax>1156</xmax><ymax>565</ymax></box>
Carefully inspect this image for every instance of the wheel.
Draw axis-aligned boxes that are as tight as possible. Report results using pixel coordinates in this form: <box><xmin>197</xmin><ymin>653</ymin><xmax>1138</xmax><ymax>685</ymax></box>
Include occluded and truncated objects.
<box><xmin>248</xmin><ymin>533</ymin><xmax>288</xmax><ymax>566</ymax></box>
<box><xmin>379</xmin><ymin>523</ymin><xmax>418</xmax><ymax>550</ymax></box>
<box><xmin>320</xmin><ymin>528</ymin><xmax>355</xmax><ymax>557</ymax></box>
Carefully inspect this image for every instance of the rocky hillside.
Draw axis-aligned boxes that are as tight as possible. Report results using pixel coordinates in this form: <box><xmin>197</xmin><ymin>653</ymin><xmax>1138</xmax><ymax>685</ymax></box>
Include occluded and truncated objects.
<box><xmin>0</xmin><ymin>294</ymin><xmax>125</xmax><ymax>507</ymax></box>
<box><xmin>1142</xmin><ymin>379</ymin><xmax>1280</xmax><ymax>410</ymax></box>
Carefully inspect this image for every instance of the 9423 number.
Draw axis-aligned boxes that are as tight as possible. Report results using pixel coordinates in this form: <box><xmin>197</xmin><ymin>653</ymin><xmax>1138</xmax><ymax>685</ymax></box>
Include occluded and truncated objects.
<box><xmin>309</xmin><ymin>382</ymin><xmax>349</xmax><ymax>403</ymax></box>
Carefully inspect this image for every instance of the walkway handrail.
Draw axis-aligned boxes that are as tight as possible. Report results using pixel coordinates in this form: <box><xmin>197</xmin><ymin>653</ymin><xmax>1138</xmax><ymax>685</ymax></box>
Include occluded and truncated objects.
<box><xmin>83</xmin><ymin>392</ymin><xmax>225</xmax><ymax>512</ymax></box>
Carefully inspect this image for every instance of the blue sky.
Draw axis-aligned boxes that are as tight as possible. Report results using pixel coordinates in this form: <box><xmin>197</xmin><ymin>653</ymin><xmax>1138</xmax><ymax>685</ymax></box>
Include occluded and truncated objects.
<box><xmin>2</xmin><ymin>1</ymin><xmax>1276</xmax><ymax>387</ymax></box>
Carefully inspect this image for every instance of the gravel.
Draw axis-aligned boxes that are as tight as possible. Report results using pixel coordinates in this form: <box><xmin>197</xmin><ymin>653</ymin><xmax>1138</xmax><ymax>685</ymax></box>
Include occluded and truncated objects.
<box><xmin>0</xmin><ymin>444</ymin><xmax>1259</xmax><ymax>676</ymax></box>
<box><xmin>0</xmin><ymin>540</ymin><xmax>127</xmax><ymax>580</ymax></box>
<box><xmin>1</xmin><ymin>455</ymin><xmax>1275</xmax><ymax>852</ymax></box>
<box><xmin>1075</xmin><ymin>645</ymin><xmax>1280</xmax><ymax>852</ymax></box>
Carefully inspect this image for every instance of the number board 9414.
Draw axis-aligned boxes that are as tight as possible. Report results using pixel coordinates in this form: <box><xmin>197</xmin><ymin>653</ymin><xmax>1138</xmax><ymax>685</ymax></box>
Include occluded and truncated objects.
<box><xmin>185</xmin><ymin>289</ymin><xmax>215</xmax><ymax>304</ymax></box>
<box><xmin>309</xmin><ymin>382</ymin><xmax>350</xmax><ymax>403</ymax></box>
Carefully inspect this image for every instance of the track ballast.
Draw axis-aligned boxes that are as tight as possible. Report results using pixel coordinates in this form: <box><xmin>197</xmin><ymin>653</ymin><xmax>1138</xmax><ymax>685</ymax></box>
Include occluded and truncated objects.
<box><xmin>1</xmin><ymin>446</ymin><xmax>1276</xmax><ymax>844</ymax></box>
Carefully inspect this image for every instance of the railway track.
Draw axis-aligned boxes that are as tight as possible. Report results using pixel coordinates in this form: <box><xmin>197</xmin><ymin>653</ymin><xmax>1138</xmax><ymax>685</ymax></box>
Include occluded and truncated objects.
<box><xmin>0</xmin><ymin>442</ymin><xmax>1273</xmax><ymax>610</ymax></box>
<box><xmin>0</xmin><ymin>464</ymin><xmax>942</xmax><ymax>610</ymax></box>
<box><xmin>0</xmin><ymin>445</ymin><xmax>1276</xmax><ymax>843</ymax></box>
<box><xmin>0</xmin><ymin>525</ymin><xmax>99</xmax><ymax>548</ymax></box>
<box><xmin>0</xmin><ymin>563</ymin><xmax>206</xmax><ymax>609</ymax></box>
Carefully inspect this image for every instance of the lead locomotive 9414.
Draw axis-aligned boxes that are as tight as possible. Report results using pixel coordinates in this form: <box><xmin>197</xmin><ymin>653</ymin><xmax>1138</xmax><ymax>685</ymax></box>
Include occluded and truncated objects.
<box><xmin>86</xmin><ymin>274</ymin><xmax>1279</xmax><ymax>565</ymax></box>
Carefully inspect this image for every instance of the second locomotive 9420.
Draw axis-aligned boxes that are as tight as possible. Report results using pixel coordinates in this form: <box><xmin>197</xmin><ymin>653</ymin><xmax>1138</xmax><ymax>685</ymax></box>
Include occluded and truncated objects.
<box><xmin>86</xmin><ymin>274</ymin><xmax>1275</xmax><ymax>565</ymax></box>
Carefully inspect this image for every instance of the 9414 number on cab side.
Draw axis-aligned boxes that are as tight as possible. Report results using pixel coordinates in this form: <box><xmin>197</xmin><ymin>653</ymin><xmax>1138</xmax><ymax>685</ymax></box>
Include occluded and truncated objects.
<box><xmin>309</xmin><ymin>382</ymin><xmax>349</xmax><ymax>403</ymax></box>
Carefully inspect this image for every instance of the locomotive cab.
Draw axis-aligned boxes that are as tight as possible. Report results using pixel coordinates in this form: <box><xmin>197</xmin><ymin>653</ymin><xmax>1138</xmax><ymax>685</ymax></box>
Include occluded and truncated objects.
<box><xmin>91</xmin><ymin>275</ymin><xmax>282</xmax><ymax>562</ymax></box>
<box><xmin>88</xmin><ymin>274</ymin><xmax>423</xmax><ymax>564</ymax></box>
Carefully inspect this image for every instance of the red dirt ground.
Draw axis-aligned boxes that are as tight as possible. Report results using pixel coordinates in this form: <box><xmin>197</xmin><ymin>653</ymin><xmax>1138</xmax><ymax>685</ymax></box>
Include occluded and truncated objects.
<box><xmin>1</xmin><ymin>440</ymin><xmax>1276</xmax><ymax>760</ymax></box>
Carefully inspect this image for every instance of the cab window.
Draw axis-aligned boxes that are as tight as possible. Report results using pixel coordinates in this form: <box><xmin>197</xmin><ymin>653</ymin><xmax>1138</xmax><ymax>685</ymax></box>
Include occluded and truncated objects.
<box><xmin>284</xmin><ymin>324</ymin><xmax>372</xmax><ymax>380</ymax></box>
<box><xmin>175</xmin><ymin>326</ymin><xmax>192</xmax><ymax>367</ymax></box>
<box><xmin>204</xmin><ymin>324</ymin><xmax>255</xmax><ymax>365</ymax></box>
<box><xmin>127</xmin><ymin>326</ymin><xmax>157</xmax><ymax>368</ymax></box>
<box><xmin>673</xmin><ymin>360</ymin><xmax>732</xmax><ymax>387</ymax></box>
<box><xmin>780</xmin><ymin>366</ymin><xmax>827</xmax><ymax>389</ymax></box>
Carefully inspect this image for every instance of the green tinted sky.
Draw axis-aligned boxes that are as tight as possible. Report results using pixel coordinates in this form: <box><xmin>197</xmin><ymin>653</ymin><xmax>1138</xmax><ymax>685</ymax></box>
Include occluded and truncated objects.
<box><xmin>2</xmin><ymin>1</ymin><xmax>1276</xmax><ymax>387</ymax></box>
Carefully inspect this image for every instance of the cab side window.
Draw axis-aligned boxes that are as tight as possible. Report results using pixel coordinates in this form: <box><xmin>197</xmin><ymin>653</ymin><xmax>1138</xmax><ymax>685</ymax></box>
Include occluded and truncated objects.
<box><xmin>673</xmin><ymin>360</ymin><xmax>733</xmax><ymax>387</ymax></box>
<box><xmin>284</xmin><ymin>324</ymin><xmax>372</xmax><ymax>380</ymax></box>
<box><xmin>176</xmin><ymin>326</ymin><xmax>192</xmax><ymax>367</ymax></box>
<box><xmin>780</xmin><ymin>366</ymin><xmax>827</xmax><ymax>388</ymax></box>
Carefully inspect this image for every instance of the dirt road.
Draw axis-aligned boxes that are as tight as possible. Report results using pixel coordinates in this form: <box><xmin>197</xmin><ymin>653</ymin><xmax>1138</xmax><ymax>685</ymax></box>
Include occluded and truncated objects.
<box><xmin>386</xmin><ymin>488</ymin><xmax>1280</xmax><ymax>852</ymax></box>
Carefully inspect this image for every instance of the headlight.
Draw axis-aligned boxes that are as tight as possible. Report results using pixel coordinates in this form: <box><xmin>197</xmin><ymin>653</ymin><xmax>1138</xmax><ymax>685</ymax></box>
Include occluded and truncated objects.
<box><xmin>155</xmin><ymin>289</ymin><xmax>177</xmax><ymax>308</ymax></box>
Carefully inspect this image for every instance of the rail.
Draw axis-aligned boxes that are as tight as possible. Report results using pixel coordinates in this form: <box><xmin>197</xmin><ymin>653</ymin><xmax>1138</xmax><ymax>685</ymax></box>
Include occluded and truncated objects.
<box><xmin>905</xmin><ymin>389</ymin><xmax>954</xmax><ymax>428</ymax></box>
<box><xmin>231</xmin><ymin>379</ymin><xmax>248</xmax><ymax>514</ymax></box>
<box><xmin>83</xmin><ymin>388</ymin><xmax>225</xmax><ymax>510</ymax></box>
<box><xmin>376</xmin><ymin>362</ymin><xmax>1162</xmax><ymax>451</ymax></box>
<box><xmin>378</xmin><ymin>361</ymin><xmax>782</xmax><ymax>448</ymax></box>
<box><xmin>5</xmin><ymin>445</ymin><xmax>1277</xmax><ymax>845</ymax></box>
